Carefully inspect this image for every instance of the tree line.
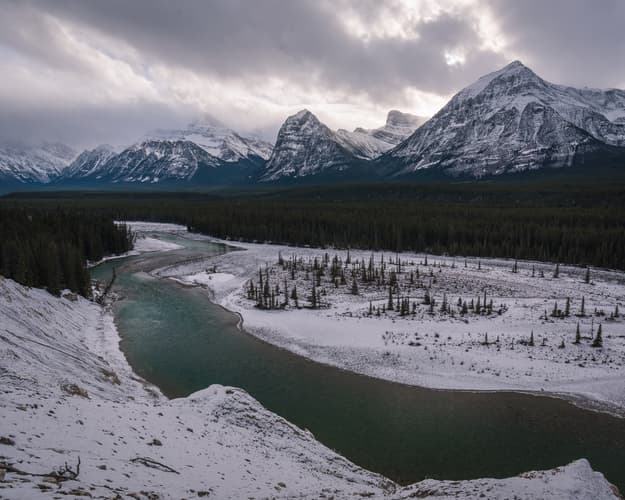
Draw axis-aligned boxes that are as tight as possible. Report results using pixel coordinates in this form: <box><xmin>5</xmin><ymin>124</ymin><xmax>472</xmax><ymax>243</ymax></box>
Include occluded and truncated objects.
<box><xmin>2</xmin><ymin>179</ymin><xmax>624</xmax><ymax>270</ymax></box>
<box><xmin>0</xmin><ymin>207</ymin><xmax>133</xmax><ymax>296</ymax></box>
<box><xmin>181</xmin><ymin>201</ymin><xmax>624</xmax><ymax>269</ymax></box>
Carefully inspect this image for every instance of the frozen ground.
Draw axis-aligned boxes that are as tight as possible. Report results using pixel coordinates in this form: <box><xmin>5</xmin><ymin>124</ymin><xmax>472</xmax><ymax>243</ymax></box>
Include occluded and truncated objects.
<box><xmin>0</xmin><ymin>222</ymin><xmax>621</xmax><ymax>498</ymax></box>
<box><xmin>150</xmin><ymin>227</ymin><xmax>625</xmax><ymax>417</ymax></box>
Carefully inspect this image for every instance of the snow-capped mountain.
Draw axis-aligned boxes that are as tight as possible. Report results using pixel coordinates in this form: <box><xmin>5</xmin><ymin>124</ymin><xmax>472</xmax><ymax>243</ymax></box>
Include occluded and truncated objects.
<box><xmin>336</xmin><ymin>110</ymin><xmax>425</xmax><ymax>159</ymax></box>
<box><xmin>62</xmin><ymin>116</ymin><xmax>274</xmax><ymax>185</ymax></box>
<box><xmin>383</xmin><ymin>61</ymin><xmax>625</xmax><ymax>177</ymax></box>
<box><xmin>64</xmin><ymin>144</ymin><xmax>119</xmax><ymax>179</ymax></box>
<box><xmin>261</xmin><ymin>110</ymin><xmax>361</xmax><ymax>181</ymax></box>
<box><xmin>150</xmin><ymin>114</ymin><xmax>273</xmax><ymax>162</ymax></box>
<box><xmin>73</xmin><ymin>140</ymin><xmax>222</xmax><ymax>183</ymax></box>
<box><xmin>0</xmin><ymin>141</ymin><xmax>77</xmax><ymax>183</ymax></box>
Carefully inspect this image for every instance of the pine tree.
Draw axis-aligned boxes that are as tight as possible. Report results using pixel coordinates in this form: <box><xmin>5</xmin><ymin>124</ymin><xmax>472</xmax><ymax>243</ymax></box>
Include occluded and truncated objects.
<box><xmin>388</xmin><ymin>285</ymin><xmax>394</xmax><ymax>310</ymax></box>
<box><xmin>591</xmin><ymin>323</ymin><xmax>603</xmax><ymax>348</ymax></box>
<box><xmin>584</xmin><ymin>267</ymin><xmax>590</xmax><ymax>284</ymax></box>
<box><xmin>528</xmin><ymin>330</ymin><xmax>535</xmax><ymax>347</ymax></box>
<box><xmin>351</xmin><ymin>278</ymin><xmax>359</xmax><ymax>295</ymax></box>
<box><xmin>565</xmin><ymin>297</ymin><xmax>570</xmax><ymax>317</ymax></box>
<box><xmin>553</xmin><ymin>263</ymin><xmax>560</xmax><ymax>278</ymax></box>
<box><xmin>574</xmin><ymin>322</ymin><xmax>581</xmax><ymax>344</ymax></box>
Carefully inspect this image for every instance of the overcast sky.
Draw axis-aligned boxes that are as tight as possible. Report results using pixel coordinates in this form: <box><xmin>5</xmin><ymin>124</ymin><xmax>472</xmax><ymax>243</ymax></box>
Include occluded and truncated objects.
<box><xmin>1</xmin><ymin>0</ymin><xmax>624</xmax><ymax>147</ymax></box>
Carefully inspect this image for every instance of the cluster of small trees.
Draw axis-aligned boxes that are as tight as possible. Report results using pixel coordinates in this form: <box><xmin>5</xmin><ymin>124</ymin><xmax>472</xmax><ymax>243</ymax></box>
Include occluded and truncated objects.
<box><xmin>0</xmin><ymin>208</ymin><xmax>133</xmax><ymax>297</ymax></box>
<box><xmin>543</xmin><ymin>296</ymin><xmax>620</xmax><ymax>322</ymax></box>
<box><xmin>244</xmin><ymin>250</ymin><xmax>508</xmax><ymax>320</ymax></box>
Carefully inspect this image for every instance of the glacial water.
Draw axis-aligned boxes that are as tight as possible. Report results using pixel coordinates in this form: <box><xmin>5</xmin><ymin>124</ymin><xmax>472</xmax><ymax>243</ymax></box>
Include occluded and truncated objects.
<box><xmin>92</xmin><ymin>232</ymin><xmax>625</xmax><ymax>490</ymax></box>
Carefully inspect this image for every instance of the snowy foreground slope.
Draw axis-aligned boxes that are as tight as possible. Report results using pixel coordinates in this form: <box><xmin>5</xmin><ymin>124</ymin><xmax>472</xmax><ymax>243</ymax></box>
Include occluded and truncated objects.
<box><xmin>0</xmin><ymin>280</ymin><xmax>395</xmax><ymax>498</ymax></box>
<box><xmin>148</xmin><ymin>225</ymin><xmax>625</xmax><ymax>417</ymax></box>
<box><xmin>0</xmin><ymin>231</ymin><xmax>621</xmax><ymax>498</ymax></box>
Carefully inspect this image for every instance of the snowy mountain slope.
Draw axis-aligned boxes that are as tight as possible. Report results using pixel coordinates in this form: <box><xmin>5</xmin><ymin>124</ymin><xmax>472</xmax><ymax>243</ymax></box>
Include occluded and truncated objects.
<box><xmin>261</xmin><ymin>109</ymin><xmax>361</xmax><ymax>181</ymax></box>
<box><xmin>0</xmin><ymin>274</ymin><xmax>620</xmax><ymax>499</ymax></box>
<box><xmin>60</xmin><ymin>116</ymin><xmax>272</xmax><ymax>185</ymax></box>
<box><xmin>150</xmin><ymin>114</ymin><xmax>273</xmax><ymax>162</ymax></box>
<box><xmin>336</xmin><ymin>110</ymin><xmax>425</xmax><ymax>159</ymax></box>
<box><xmin>384</xmin><ymin>61</ymin><xmax>625</xmax><ymax>177</ymax></box>
<box><xmin>64</xmin><ymin>144</ymin><xmax>119</xmax><ymax>179</ymax></box>
<box><xmin>0</xmin><ymin>141</ymin><xmax>77</xmax><ymax>183</ymax></box>
<box><xmin>68</xmin><ymin>139</ymin><xmax>223</xmax><ymax>183</ymax></box>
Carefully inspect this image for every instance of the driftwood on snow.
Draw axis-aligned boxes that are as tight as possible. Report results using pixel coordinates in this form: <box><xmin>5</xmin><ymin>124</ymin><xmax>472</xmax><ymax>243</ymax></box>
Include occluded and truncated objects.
<box><xmin>1</xmin><ymin>456</ymin><xmax>80</xmax><ymax>482</ymax></box>
<box><xmin>130</xmin><ymin>456</ymin><xmax>180</xmax><ymax>474</ymax></box>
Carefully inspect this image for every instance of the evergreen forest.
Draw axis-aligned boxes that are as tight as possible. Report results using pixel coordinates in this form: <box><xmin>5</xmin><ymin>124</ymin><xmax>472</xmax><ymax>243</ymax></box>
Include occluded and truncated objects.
<box><xmin>0</xmin><ymin>208</ymin><xmax>133</xmax><ymax>296</ymax></box>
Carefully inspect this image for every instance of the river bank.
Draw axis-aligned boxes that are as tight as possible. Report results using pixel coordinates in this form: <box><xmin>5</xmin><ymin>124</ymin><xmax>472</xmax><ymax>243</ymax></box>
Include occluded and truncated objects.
<box><xmin>3</xmin><ymin>229</ymin><xmax>621</xmax><ymax>497</ymax></box>
<box><xmin>133</xmin><ymin>222</ymin><xmax>625</xmax><ymax>418</ymax></box>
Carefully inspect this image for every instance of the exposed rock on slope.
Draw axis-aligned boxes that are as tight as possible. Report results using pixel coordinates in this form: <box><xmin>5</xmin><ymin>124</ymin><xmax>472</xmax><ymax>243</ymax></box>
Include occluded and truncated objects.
<box><xmin>64</xmin><ymin>144</ymin><xmax>118</xmax><ymax>179</ymax></box>
<box><xmin>66</xmin><ymin>139</ymin><xmax>222</xmax><ymax>183</ymax></box>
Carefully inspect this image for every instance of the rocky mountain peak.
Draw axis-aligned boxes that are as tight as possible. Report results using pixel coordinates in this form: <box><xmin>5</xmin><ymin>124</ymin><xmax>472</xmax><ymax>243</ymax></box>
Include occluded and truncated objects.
<box><xmin>384</xmin><ymin>60</ymin><xmax>625</xmax><ymax>178</ymax></box>
<box><xmin>385</xmin><ymin>110</ymin><xmax>423</xmax><ymax>128</ymax></box>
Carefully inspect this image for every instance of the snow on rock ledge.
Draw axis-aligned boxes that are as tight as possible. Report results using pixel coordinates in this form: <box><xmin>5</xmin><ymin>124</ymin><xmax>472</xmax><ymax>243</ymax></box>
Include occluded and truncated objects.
<box><xmin>0</xmin><ymin>276</ymin><xmax>620</xmax><ymax>499</ymax></box>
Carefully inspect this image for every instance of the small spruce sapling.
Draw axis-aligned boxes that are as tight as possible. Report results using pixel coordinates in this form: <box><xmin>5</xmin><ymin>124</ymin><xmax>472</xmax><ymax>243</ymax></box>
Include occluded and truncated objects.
<box><xmin>574</xmin><ymin>323</ymin><xmax>581</xmax><ymax>344</ymax></box>
<box><xmin>591</xmin><ymin>324</ymin><xmax>603</xmax><ymax>348</ymax></box>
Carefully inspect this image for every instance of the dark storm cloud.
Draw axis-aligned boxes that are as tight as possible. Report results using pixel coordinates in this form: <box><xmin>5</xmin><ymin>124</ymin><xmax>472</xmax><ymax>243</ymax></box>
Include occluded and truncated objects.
<box><xmin>0</xmin><ymin>99</ymin><xmax>187</xmax><ymax>147</ymax></box>
<box><xmin>488</xmin><ymin>0</ymin><xmax>625</xmax><ymax>88</ymax></box>
<box><xmin>32</xmin><ymin>0</ymin><xmax>500</xmax><ymax>97</ymax></box>
<box><xmin>0</xmin><ymin>0</ymin><xmax>624</xmax><ymax>146</ymax></box>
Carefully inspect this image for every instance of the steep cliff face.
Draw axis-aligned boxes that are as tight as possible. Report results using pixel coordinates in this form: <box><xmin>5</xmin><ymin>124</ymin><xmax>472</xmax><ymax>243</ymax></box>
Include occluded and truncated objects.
<box><xmin>261</xmin><ymin>109</ymin><xmax>358</xmax><ymax>180</ymax></box>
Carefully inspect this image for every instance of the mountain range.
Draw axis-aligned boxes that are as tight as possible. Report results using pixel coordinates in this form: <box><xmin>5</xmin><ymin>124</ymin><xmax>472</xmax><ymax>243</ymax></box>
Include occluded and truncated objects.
<box><xmin>1</xmin><ymin>60</ymin><xmax>623</xmax><ymax>190</ymax></box>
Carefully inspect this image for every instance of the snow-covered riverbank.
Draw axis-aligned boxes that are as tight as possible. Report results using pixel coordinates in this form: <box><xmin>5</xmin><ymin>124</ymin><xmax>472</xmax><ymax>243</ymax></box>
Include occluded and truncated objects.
<box><xmin>144</xmin><ymin>223</ymin><xmax>625</xmax><ymax>417</ymax></box>
<box><xmin>1</xmin><ymin>223</ymin><xmax>621</xmax><ymax>498</ymax></box>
